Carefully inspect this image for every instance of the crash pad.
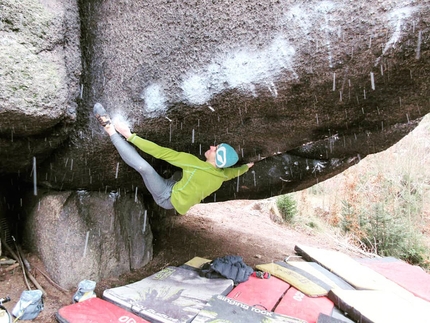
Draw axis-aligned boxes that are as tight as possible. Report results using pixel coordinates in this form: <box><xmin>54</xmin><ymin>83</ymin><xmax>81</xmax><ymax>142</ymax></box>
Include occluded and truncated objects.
<box><xmin>294</xmin><ymin>245</ymin><xmax>413</xmax><ymax>297</ymax></box>
<box><xmin>227</xmin><ymin>275</ymin><xmax>290</xmax><ymax>311</ymax></box>
<box><xmin>358</xmin><ymin>257</ymin><xmax>430</xmax><ymax>302</ymax></box>
<box><xmin>102</xmin><ymin>266</ymin><xmax>233</xmax><ymax>323</ymax></box>
<box><xmin>274</xmin><ymin>287</ymin><xmax>334</xmax><ymax>323</ymax></box>
<box><xmin>316</xmin><ymin>313</ymin><xmax>348</xmax><ymax>323</ymax></box>
<box><xmin>256</xmin><ymin>263</ymin><xmax>329</xmax><ymax>297</ymax></box>
<box><xmin>330</xmin><ymin>307</ymin><xmax>355</xmax><ymax>323</ymax></box>
<box><xmin>191</xmin><ymin>294</ymin><xmax>307</xmax><ymax>323</ymax></box>
<box><xmin>56</xmin><ymin>297</ymin><xmax>149</xmax><ymax>323</ymax></box>
<box><xmin>285</xmin><ymin>261</ymin><xmax>354</xmax><ymax>290</ymax></box>
<box><xmin>328</xmin><ymin>289</ymin><xmax>430</xmax><ymax>323</ymax></box>
<box><xmin>275</xmin><ymin>262</ymin><xmax>333</xmax><ymax>291</ymax></box>
<box><xmin>181</xmin><ymin>257</ymin><xmax>211</xmax><ymax>272</ymax></box>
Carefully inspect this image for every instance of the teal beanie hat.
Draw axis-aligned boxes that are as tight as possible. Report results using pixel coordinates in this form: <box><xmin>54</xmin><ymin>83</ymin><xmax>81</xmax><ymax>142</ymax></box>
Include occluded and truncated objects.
<box><xmin>215</xmin><ymin>143</ymin><xmax>239</xmax><ymax>168</ymax></box>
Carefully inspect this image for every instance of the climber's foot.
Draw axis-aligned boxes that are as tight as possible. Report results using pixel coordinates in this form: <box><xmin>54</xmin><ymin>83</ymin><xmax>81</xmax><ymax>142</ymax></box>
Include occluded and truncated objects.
<box><xmin>93</xmin><ymin>103</ymin><xmax>112</xmax><ymax>127</ymax></box>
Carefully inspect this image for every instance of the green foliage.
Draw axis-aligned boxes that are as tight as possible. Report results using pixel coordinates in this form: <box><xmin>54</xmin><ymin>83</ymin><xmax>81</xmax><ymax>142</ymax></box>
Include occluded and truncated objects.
<box><xmin>340</xmin><ymin>200</ymin><xmax>356</xmax><ymax>233</ymax></box>
<box><xmin>294</xmin><ymin>116</ymin><xmax>430</xmax><ymax>270</ymax></box>
<box><xmin>307</xmin><ymin>221</ymin><xmax>318</xmax><ymax>229</ymax></box>
<box><xmin>339</xmin><ymin>172</ymin><xmax>428</xmax><ymax>268</ymax></box>
<box><xmin>276</xmin><ymin>194</ymin><xmax>297</xmax><ymax>223</ymax></box>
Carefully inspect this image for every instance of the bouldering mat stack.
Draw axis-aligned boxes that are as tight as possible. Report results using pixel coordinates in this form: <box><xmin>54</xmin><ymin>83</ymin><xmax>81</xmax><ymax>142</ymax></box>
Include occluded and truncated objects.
<box><xmin>56</xmin><ymin>248</ymin><xmax>430</xmax><ymax>323</ymax></box>
<box><xmin>182</xmin><ymin>257</ymin><xmax>294</xmax><ymax>316</ymax></box>
<box><xmin>191</xmin><ymin>294</ymin><xmax>307</xmax><ymax>323</ymax></box>
<box><xmin>254</xmin><ymin>262</ymin><xmax>339</xmax><ymax>323</ymax></box>
<box><xmin>295</xmin><ymin>244</ymin><xmax>430</xmax><ymax>323</ymax></box>
<box><xmin>283</xmin><ymin>261</ymin><xmax>354</xmax><ymax>291</ymax></box>
<box><xmin>294</xmin><ymin>244</ymin><xmax>412</xmax><ymax>295</ymax></box>
<box><xmin>56</xmin><ymin>297</ymin><xmax>150</xmax><ymax>323</ymax></box>
<box><xmin>102</xmin><ymin>266</ymin><xmax>234</xmax><ymax>323</ymax></box>
<box><xmin>184</xmin><ymin>255</ymin><xmax>354</xmax><ymax>323</ymax></box>
<box><xmin>271</xmin><ymin>260</ymin><xmax>355</xmax><ymax>323</ymax></box>
<box><xmin>358</xmin><ymin>257</ymin><xmax>430</xmax><ymax>302</ymax></box>
<box><xmin>328</xmin><ymin>289</ymin><xmax>430</xmax><ymax>323</ymax></box>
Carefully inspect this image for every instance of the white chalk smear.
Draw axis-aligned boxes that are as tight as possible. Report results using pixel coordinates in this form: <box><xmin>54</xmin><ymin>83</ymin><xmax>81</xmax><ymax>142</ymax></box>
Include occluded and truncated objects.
<box><xmin>181</xmin><ymin>74</ymin><xmax>212</xmax><ymax>106</ymax></box>
<box><xmin>181</xmin><ymin>34</ymin><xmax>296</xmax><ymax>106</ymax></box>
<box><xmin>141</xmin><ymin>83</ymin><xmax>167</xmax><ymax>113</ymax></box>
<box><xmin>285</xmin><ymin>1</ymin><xmax>335</xmax><ymax>68</ymax></box>
<box><xmin>375</xmin><ymin>7</ymin><xmax>416</xmax><ymax>65</ymax></box>
<box><xmin>111</xmin><ymin>113</ymin><xmax>133</xmax><ymax>132</ymax></box>
<box><xmin>138</xmin><ymin>2</ymin><xmax>419</xmax><ymax>116</ymax></box>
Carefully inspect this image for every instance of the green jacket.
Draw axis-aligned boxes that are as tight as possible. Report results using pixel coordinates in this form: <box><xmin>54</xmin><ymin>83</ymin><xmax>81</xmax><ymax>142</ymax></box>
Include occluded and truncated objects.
<box><xmin>128</xmin><ymin>134</ymin><xmax>250</xmax><ymax>215</ymax></box>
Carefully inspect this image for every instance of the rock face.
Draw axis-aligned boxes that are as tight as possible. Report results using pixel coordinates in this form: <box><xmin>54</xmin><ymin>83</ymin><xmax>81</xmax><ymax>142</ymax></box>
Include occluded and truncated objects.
<box><xmin>0</xmin><ymin>0</ymin><xmax>429</xmax><ymax>284</ymax></box>
<box><xmin>44</xmin><ymin>0</ymin><xmax>429</xmax><ymax>198</ymax></box>
<box><xmin>2</xmin><ymin>0</ymin><xmax>429</xmax><ymax>197</ymax></box>
<box><xmin>23</xmin><ymin>190</ymin><xmax>153</xmax><ymax>289</ymax></box>
<box><xmin>0</xmin><ymin>0</ymin><xmax>81</xmax><ymax>173</ymax></box>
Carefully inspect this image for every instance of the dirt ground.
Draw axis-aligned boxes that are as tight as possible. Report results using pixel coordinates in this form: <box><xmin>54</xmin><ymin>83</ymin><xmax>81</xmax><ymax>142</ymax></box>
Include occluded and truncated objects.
<box><xmin>0</xmin><ymin>199</ymin><xmax>359</xmax><ymax>322</ymax></box>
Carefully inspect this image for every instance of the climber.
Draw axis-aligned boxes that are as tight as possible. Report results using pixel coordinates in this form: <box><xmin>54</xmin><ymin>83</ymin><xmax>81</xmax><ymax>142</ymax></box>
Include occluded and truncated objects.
<box><xmin>93</xmin><ymin>103</ymin><xmax>254</xmax><ymax>215</ymax></box>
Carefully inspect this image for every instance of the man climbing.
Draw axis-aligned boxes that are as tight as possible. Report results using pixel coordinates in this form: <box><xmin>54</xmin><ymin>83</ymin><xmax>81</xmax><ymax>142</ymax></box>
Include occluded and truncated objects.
<box><xmin>93</xmin><ymin>103</ymin><xmax>254</xmax><ymax>215</ymax></box>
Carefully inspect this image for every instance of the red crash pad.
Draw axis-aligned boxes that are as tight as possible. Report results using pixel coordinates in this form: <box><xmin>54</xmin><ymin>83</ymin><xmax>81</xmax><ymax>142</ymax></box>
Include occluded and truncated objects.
<box><xmin>274</xmin><ymin>287</ymin><xmax>334</xmax><ymax>323</ymax></box>
<box><xmin>358</xmin><ymin>257</ymin><xmax>430</xmax><ymax>302</ymax></box>
<box><xmin>56</xmin><ymin>297</ymin><xmax>150</xmax><ymax>323</ymax></box>
<box><xmin>227</xmin><ymin>275</ymin><xmax>290</xmax><ymax>311</ymax></box>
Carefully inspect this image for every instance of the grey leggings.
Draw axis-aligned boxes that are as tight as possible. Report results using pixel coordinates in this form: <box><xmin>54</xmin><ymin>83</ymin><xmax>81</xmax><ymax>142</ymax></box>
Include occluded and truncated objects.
<box><xmin>110</xmin><ymin>133</ymin><xmax>175</xmax><ymax>209</ymax></box>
